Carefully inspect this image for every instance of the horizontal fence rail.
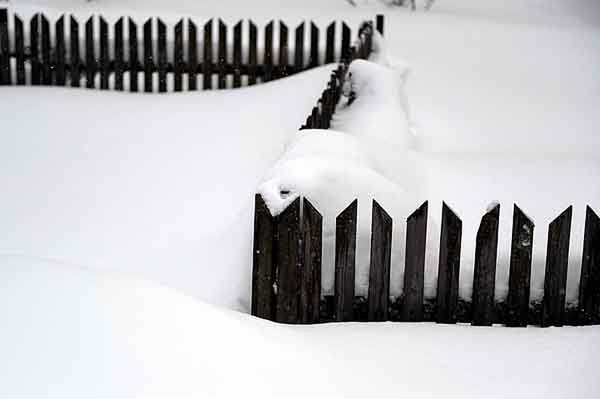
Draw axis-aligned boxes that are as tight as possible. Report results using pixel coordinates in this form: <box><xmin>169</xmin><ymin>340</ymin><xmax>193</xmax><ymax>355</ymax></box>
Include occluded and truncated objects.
<box><xmin>0</xmin><ymin>8</ymin><xmax>384</xmax><ymax>92</ymax></box>
<box><xmin>251</xmin><ymin>195</ymin><xmax>600</xmax><ymax>327</ymax></box>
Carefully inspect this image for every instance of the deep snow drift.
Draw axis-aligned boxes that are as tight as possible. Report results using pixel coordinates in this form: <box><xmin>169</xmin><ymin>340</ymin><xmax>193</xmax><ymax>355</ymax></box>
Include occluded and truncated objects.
<box><xmin>2</xmin><ymin>257</ymin><xmax>599</xmax><ymax>399</ymax></box>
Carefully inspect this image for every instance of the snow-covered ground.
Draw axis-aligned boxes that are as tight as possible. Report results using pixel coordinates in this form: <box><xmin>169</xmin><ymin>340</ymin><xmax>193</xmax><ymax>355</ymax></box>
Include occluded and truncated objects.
<box><xmin>1</xmin><ymin>0</ymin><xmax>600</xmax><ymax>398</ymax></box>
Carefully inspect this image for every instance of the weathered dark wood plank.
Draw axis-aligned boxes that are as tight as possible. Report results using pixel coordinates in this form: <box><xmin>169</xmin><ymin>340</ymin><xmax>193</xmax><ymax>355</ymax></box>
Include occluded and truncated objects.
<box><xmin>30</xmin><ymin>14</ymin><xmax>40</xmax><ymax>85</ymax></box>
<box><xmin>157</xmin><ymin>18</ymin><xmax>167</xmax><ymax>92</ymax></box>
<box><xmin>232</xmin><ymin>20</ymin><xmax>242</xmax><ymax>88</ymax></box>
<box><xmin>217</xmin><ymin>19</ymin><xmax>227</xmax><ymax>89</ymax></box>
<box><xmin>275</xmin><ymin>197</ymin><xmax>301</xmax><ymax>324</ymax></box>
<box><xmin>541</xmin><ymin>206</ymin><xmax>573</xmax><ymax>327</ymax></box>
<box><xmin>173</xmin><ymin>19</ymin><xmax>183</xmax><ymax>92</ymax></box>
<box><xmin>341</xmin><ymin>22</ymin><xmax>350</xmax><ymax>62</ymax></box>
<box><xmin>99</xmin><ymin>17</ymin><xmax>109</xmax><ymax>90</ymax></box>
<box><xmin>114</xmin><ymin>18</ymin><xmax>124</xmax><ymax>91</ymax></box>
<box><xmin>69</xmin><ymin>16</ymin><xmax>79</xmax><ymax>87</ymax></box>
<box><xmin>278</xmin><ymin>21</ymin><xmax>288</xmax><ymax>79</ymax></box>
<box><xmin>0</xmin><ymin>8</ymin><xmax>11</xmax><ymax>85</ymax></box>
<box><xmin>40</xmin><ymin>14</ymin><xmax>51</xmax><ymax>85</ymax></box>
<box><xmin>14</xmin><ymin>14</ymin><xmax>25</xmax><ymax>85</ymax></box>
<box><xmin>334</xmin><ymin>199</ymin><xmax>358</xmax><ymax>321</ymax></box>
<box><xmin>187</xmin><ymin>19</ymin><xmax>197</xmax><ymax>90</ymax></box>
<box><xmin>402</xmin><ymin>201</ymin><xmax>428</xmax><ymax>322</ymax></box>
<box><xmin>143</xmin><ymin>18</ymin><xmax>153</xmax><ymax>92</ymax></box>
<box><xmin>325</xmin><ymin>22</ymin><xmax>335</xmax><ymax>64</ymax></box>
<box><xmin>506</xmin><ymin>205</ymin><xmax>534</xmax><ymax>327</ymax></box>
<box><xmin>436</xmin><ymin>202</ymin><xmax>462</xmax><ymax>324</ymax></box>
<box><xmin>376</xmin><ymin>14</ymin><xmax>384</xmax><ymax>36</ymax></box>
<box><xmin>251</xmin><ymin>194</ymin><xmax>276</xmax><ymax>320</ymax></box>
<box><xmin>294</xmin><ymin>22</ymin><xmax>304</xmax><ymax>73</ymax></box>
<box><xmin>128</xmin><ymin>18</ymin><xmax>138</xmax><ymax>92</ymax></box>
<box><xmin>579</xmin><ymin>206</ymin><xmax>600</xmax><ymax>325</ymax></box>
<box><xmin>309</xmin><ymin>22</ymin><xmax>319</xmax><ymax>68</ymax></box>
<box><xmin>248</xmin><ymin>20</ymin><xmax>257</xmax><ymax>85</ymax></box>
<box><xmin>368</xmin><ymin>200</ymin><xmax>393</xmax><ymax>321</ymax></box>
<box><xmin>263</xmin><ymin>20</ymin><xmax>273</xmax><ymax>82</ymax></box>
<box><xmin>55</xmin><ymin>16</ymin><xmax>66</xmax><ymax>86</ymax></box>
<box><xmin>472</xmin><ymin>204</ymin><xmax>500</xmax><ymax>326</ymax></box>
<box><xmin>202</xmin><ymin>19</ymin><xmax>213</xmax><ymax>90</ymax></box>
<box><xmin>300</xmin><ymin>198</ymin><xmax>323</xmax><ymax>324</ymax></box>
<box><xmin>85</xmin><ymin>16</ymin><xmax>95</xmax><ymax>88</ymax></box>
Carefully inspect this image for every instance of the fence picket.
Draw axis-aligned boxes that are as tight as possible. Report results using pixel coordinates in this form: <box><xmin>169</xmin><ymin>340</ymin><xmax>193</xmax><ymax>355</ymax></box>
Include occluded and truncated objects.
<box><xmin>0</xmin><ymin>8</ymin><xmax>10</xmax><ymax>85</ymax></box>
<box><xmin>325</xmin><ymin>22</ymin><xmax>335</xmax><ymax>64</ymax></box>
<box><xmin>263</xmin><ymin>21</ymin><xmax>273</xmax><ymax>82</ymax></box>
<box><xmin>309</xmin><ymin>22</ymin><xmax>319</xmax><ymax>68</ymax></box>
<box><xmin>174</xmin><ymin>19</ymin><xmax>183</xmax><ymax>92</ymax></box>
<box><xmin>279</xmin><ymin>21</ymin><xmax>288</xmax><ymax>79</ymax></box>
<box><xmin>436</xmin><ymin>203</ymin><xmax>462</xmax><ymax>324</ymax></box>
<box><xmin>157</xmin><ymin>18</ymin><xmax>167</xmax><ymax>92</ymax></box>
<box><xmin>300</xmin><ymin>198</ymin><xmax>323</xmax><ymax>324</ymax></box>
<box><xmin>233</xmin><ymin>21</ymin><xmax>242</xmax><ymax>88</ymax></box>
<box><xmin>275</xmin><ymin>197</ymin><xmax>301</xmax><ymax>324</ymax></box>
<box><xmin>70</xmin><ymin>16</ymin><xmax>80</xmax><ymax>87</ymax></box>
<box><xmin>14</xmin><ymin>14</ymin><xmax>25</xmax><ymax>85</ymax></box>
<box><xmin>143</xmin><ymin>18</ymin><xmax>152</xmax><ymax>92</ymax></box>
<box><xmin>218</xmin><ymin>19</ymin><xmax>227</xmax><ymax>89</ymax></box>
<box><xmin>579</xmin><ymin>206</ymin><xmax>600</xmax><ymax>325</ymax></box>
<box><xmin>541</xmin><ymin>206</ymin><xmax>572</xmax><ymax>327</ymax></box>
<box><xmin>472</xmin><ymin>204</ymin><xmax>500</xmax><ymax>326</ymax></box>
<box><xmin>100</xmin><ymin>17</ymin><xmax>109</xmax><ymax>90</ymax></box>
<box><xmin>402</xmin><ymin>201</ymin><xmax>428</xmax><ymax>322</ymax></box>
<box><xmin>114</xmin><ymin>18</ymin><xmax>124</xmax><ymax>91</ymax></box>
<box><xmin>368</xmin><ymin>200</ymin><xmax>393</xmax><ymax>321</ymax></box>
<box><xmin>376</xmin><ymin>14</ymin><xmax>384</xmax><ymax>36</ymax></box>
<box><xmin>85</xmin><ymin>17</ymin><xmax>95</xmax><ymax>88</ymax></box>
<box><xmin>203</xmin><ymin>19</ymin><xmax>213</xmax><ymax>90</ymax></box>
<box><xmin>341</xmin><ymin>23</ymin><xmax>350</xmax><ymax>62</ymax></box>
<box><xmin>251</xmin><ymin>194</ymin><xmax>276</xmax><ymax>320</ymax></box>
<box><xmin>41</xmin><ymin>14</ymin><xmax>51</xmax><ymax>85</ymax></box>
<box><xmin>248</xmin><ymin>20</ymin><xmax>257</xmax><ymax>85</ymax></box>
<box><xmin>128</xmin><ymin>18</ymin><xmax>138</xmax><ymax>92</ymax></box>
<box><xmin>506</xmin><ymin>205</ymin><xmax>534</xmax><ymax>327</ymax></box>
<box><xmin>294</xmin><ymin>22</ymin><xmax>304</xmax><ymax>73</ymax></box>
<box><xmin>55</xmin><ymin>16</ymin><xmax>66</xmax><ymax>86</ymax></box>
<box><xmin>334</xmin><ymin>199</ymin><xmax>358</xmax><ymax>321</ymax></box>
<box><xmin>188</xmin><ymin>19</ymin><xmax>198</xmax><ymax>90</ymax></box>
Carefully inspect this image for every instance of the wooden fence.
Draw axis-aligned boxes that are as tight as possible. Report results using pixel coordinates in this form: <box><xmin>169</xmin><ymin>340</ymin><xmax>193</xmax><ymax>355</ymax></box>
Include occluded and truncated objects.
<box><xmin>299</xmin><ymin>16</ymin><xmax>382</xmax><ymax>130</ymax></box>
<box><xmin>252</xmin><ymin>195</ymin><xmax>600</xmax><ymax>327</ymax></box>
<box><xmin>0</xmin><ymin>8</ymin><xmax>384</xmax><ymax>92</ymax></box>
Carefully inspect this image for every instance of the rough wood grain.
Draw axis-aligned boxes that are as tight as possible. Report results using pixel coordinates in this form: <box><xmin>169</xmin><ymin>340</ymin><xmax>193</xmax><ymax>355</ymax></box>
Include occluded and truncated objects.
<box><xmin>541</xmin><ymin>206</ymin><xmax>572</xmax><ymax>327</ymax></box>
<box><xmin>579</xmin><ymin>206</ymin><xmax>600</xmax><ymax>325</ymax></box>
<box><xmin>368</xmin><ymin>200</ymin><xmax>393</xmax><ymax>321</ymax></box>
<box><xmin>402</xmin><ymin>201</ymin><xmax>428</xmax><ymax>322</ymax></box>
<box><xmin>472</xmin><ymin>204</ymin><xmax>500</xmax><ymax>326</ymax></box>
<box><xmin>251</xmin><ymin>194</ymin><xmax>276</xmax><ymax>320</ymax></box>
<box><xmin>506</xmin><ymin>205</ymin><xmax>534</xmax><ymax>327</ymax></box>
<box><xmin>335</xmin><ymin>200</ymin><xmax>358</xmax><ymax>321</ymax></box>
<box><xmin>275</xmin><ymin>197</ymin><xmax>301</xmax><ymax>324</ymax></box>
<box><xmin>436</xmin><ymin>203</ymin><xmax>462</xmax><ymax>324</ymax></box>
<box><xmin>300</xmin><ymin>198</ymin><xmax>323</xmax><ymax>324</ymax></box>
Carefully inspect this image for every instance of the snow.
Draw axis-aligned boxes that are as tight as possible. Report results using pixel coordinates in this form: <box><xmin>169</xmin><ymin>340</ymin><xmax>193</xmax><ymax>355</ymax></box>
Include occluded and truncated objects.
<box><xmin>2</xmin><ymin>257</ymin><xmax>600</xmax><ymax>399</ymax></box>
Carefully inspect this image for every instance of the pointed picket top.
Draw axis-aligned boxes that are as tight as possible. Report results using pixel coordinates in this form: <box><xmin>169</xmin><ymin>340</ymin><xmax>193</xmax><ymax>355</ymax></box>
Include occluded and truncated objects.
<box><xmin>436</xmin><ymin>202</ymin><xmax>462</xmax><ymax>324</ymax></box>
<box><xmin>300</xmin><ymin>197</ymin><xmax>323</xmax><ymax>324</ymax></box>
<box><xmin>368</xmin><ymin>199</ymin><xmax>393</xmax><ymax>321</ymax></box>
<box><xmin>335</xmin><ymin>199</ymin><xmax>358</xmax><ymax>322</ymax></box>
<box><xmin>579</xmin><ymin>205</ymin><xmax>600</xmax><ymax>325</ymax></box>
<box><xmin>275</xmin><ymin>197</ymin><xmax>301</xmax><ymax>324</ymax></box>
<box><xmin>403</xmin><ymin>201</ymin><xmax>428</xmax><ymax>322</ymax></box>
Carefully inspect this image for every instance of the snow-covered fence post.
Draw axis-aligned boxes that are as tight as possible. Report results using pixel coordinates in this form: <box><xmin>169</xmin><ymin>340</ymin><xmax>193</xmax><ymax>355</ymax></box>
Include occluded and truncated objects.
<box><xmin>252</xmin><ymin>195</ymin><xmax>277</xmax><ymax>320</ymax></box>
<box><xmin>578</xmin><ymin>206</ymin><xmax>600</xmax><ymax>325</ymax></box>
<box><xmin>0</xmin><ymin>8</ymin><xmax>9</xmax><ymax>85</ymax></box>
<box><xmin>143</xmin><ymin>18</ymin><xmax>152</xmax><ymax>92</ymax></box>
<box><xmin>217</xmin><ymin>19</ymin><xmax>227</xmax><ymax>89</ymax></box>
<box><xmin>86</xmin><ymin>16</ymin><xmax>96</xmax><ymax>89</ymax></box>
<box><xmin>472</xmin><ymin>204</ymin><xmax>500</xmax><ymax>326</ymax></box>
<box><xmin>542</xmin><ymin>206</ymin><xmax>572</xmax><ymax>327</ymax></box>
<box><xmin>128</xmin><ymin>18</ymin><xmax>138</xmax><ymax>92</ymax></box>
<box><xmin>14</xmin><ymin>14</ymin><xmax>25</xmax><ymax>85</ymax></box>
<box><xmin>334</xmin><ymin>200</ymin><xmax>358</xmax><ymax>321</ymax></box>
<box><xmin>506</xmin><ymin>205</ymin><xmax>535</xmax><ymax>327</ymax></box>
<box><xmin>402</xmin><ymin>201</ymin><xmax>428</xmax><ymax>322</ymax></box>
<box><xmin>263</xmin><ymin>21</ymin><xmax>273</xmax><ymax>82</ymax></box>
<box><xmin>367</xmin><ymin>200</ymin><xmax>393</xmax><ymax>321</ymax></box>
<box><xmin>202</xmin><ymin>19</ymin><xmax>213</xmax><ymax>90</ymax></box>
<box><xmin>436</xmin><ymin>203</ymin><xmax>462</xmax><ymax>324</ymax></box>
